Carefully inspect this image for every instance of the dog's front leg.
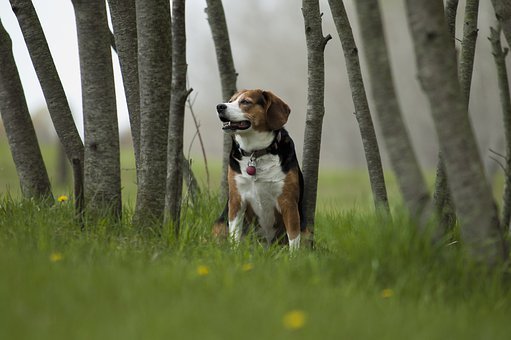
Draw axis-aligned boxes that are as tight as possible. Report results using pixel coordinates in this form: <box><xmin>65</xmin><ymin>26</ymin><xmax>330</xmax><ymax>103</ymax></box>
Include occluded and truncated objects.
<box><xmin>278</xmin><ymin>199</ymin><xmax>301</xmax><ymax>252</ymax></box>
<box><xmin>228</xmin><ymin>196</ymin><xmax>245</xmax><ymax>244</ymax></box>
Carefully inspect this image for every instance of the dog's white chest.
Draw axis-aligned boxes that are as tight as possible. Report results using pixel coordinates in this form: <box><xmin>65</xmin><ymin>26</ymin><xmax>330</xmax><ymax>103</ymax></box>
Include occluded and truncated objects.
<box><xmin>235</xmin><ymin>154</ymin><xmax>285</xmax><ymax>236</ymax></box>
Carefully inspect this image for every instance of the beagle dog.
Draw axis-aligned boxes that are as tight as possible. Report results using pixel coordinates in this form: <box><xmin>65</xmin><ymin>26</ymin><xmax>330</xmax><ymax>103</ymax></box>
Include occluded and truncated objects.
<box><xmin>213</xmin><ymin>89</ymin><xmax>308</xmax><ymax>250</ymax></box>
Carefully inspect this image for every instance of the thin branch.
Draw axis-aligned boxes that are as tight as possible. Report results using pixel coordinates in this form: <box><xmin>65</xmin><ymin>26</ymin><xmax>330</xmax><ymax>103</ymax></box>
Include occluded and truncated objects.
<box><xmin>186</xmin><ymin>91</ymin><xmax>210</xmax><ymax>190</ymax></box>
<box><xmin>489</xmin><ymin>147</ymin><xmax>506</xmax><ymax>160</ymax></box>
<box><xmin>489</xmin><ymin>155</ymin><xmax>507</xmax><ymax>172</ymax></box>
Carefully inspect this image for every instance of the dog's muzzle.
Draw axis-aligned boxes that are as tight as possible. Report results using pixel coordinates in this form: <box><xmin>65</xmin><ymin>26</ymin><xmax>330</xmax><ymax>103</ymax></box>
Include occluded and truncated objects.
<box><xmin>216</xmin><ymin>103</ymin><xmax>251</xmax><ymax>131</ymax></box>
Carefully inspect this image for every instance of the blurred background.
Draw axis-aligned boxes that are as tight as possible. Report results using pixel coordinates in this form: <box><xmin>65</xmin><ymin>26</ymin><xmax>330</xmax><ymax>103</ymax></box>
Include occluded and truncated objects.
<box><xmin>0</xmin><ymin>0</ymin><xmax>507</xmax><ymax>196</ymax></box>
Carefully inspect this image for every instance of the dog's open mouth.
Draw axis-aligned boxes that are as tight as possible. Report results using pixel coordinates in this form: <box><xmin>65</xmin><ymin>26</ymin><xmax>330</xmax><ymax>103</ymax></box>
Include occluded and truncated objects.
<box><xmin>221</xmin><ymin>120</ymin><xmax>251</xmax><ymax>131</ymax></box>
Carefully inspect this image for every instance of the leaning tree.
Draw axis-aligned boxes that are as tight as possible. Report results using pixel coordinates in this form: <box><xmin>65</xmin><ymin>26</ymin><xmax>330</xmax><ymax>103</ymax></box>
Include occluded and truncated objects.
<box><xmin>328</xmin><ymin>0</ymin><xmax>389</xmax><ymax>213</ymax></box>
<box><xmin>0</xmin><ymin>19</ymin><xmax>53</xmax><ymax>201</ymax></box>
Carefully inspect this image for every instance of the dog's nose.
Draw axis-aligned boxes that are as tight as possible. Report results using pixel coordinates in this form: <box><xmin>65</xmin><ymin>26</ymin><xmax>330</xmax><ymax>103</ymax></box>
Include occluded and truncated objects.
<box><xmin>216</xmin><ymin>103</ymin><xmax>227</xmax><ymax>114</ymax></box>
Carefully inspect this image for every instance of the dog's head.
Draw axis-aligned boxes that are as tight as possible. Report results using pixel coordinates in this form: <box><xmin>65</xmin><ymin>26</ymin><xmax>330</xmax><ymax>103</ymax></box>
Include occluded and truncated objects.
<box><xmin>216</xmin><ymin>89</ymin><xmax>290</xmax><ymax>134</ymax></box>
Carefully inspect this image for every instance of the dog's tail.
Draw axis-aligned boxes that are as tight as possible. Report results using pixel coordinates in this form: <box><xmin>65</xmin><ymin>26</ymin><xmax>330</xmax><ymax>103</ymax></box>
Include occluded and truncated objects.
<box><xmin>212</xmin><ymin>200</ymin><xmax>229</xmax><ymax>239</ymax></box>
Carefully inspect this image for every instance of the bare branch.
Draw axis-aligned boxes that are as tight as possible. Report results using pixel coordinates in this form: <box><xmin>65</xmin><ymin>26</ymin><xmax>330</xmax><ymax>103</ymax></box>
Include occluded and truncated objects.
<box><xmin>489</xmin><ymin>155</ymin><xmax>507</xmax><ymax>173</ymax></box>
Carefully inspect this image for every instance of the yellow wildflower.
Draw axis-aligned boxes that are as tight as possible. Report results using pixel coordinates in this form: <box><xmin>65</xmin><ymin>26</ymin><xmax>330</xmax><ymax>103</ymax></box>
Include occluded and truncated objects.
<box><xmin>241</xmin><ymin>263</ymin><xmax>254</xmax><ymax>272</ymax></box>
<box><xmin>196</xmin><ymin>265</ymin><xmax>209</xmax><ymax>276</ymax></box>
<box><xmin>283</xmin><ymin>310</ymin><xmax>306</xmax><ymax>330</ymax></box>
<box><xmin>57</xmin><ymin>195</ymin><xmax>69</xmax><ymax>203</ymax></box>
<box><xmin>381</xmin><ymin>288</ymin><xmax>394</xmax><ymax>298</ymax></box>
<box><xmin>49</xmin><ymin>252</ymin><xmax>63</xmax><ymax>262</ymax></box>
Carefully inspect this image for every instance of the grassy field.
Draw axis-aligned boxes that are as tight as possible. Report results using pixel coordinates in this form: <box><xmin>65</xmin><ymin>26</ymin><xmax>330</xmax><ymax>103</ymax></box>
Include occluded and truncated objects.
<box><xmin>1</xmin><ymin>143</ymin><xmax>511</xmax><ymax>339</ymax></box>
<box><xmin>1</xmin><ymin>197</ymin><xmax>511</xmax><ymax>339</ymax></box>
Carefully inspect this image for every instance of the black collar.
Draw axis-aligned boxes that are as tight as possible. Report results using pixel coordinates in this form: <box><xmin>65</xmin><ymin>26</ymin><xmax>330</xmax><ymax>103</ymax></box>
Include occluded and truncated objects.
<box><xmin>234</xmin><ymin>130</ymin><xmax>282</xmax><ymax>159</ymax></box>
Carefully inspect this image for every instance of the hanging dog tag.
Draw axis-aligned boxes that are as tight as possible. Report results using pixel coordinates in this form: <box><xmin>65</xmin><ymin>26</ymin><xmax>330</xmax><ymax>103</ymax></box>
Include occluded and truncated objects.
<box><xmin>246</xmin><ymin>157</ymin><xmax>256</xmax><ymax>176</ymax></box>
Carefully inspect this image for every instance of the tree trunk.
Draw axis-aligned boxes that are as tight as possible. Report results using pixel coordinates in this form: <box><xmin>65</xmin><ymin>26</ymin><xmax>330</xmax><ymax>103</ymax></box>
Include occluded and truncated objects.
<box><xmin>489</xmin><ymin>25</ymin><xmax>511</xmax><ymax>232</ymax></box>
<box><xmin>433</xmin><ymin>154</ymin><xmax>456</xmax><ymax>232</ymax></box>
<box><xmin>133</xmin><ymin>0</ymin><xmax>172</xmax><ymax>225</ymax></box>
<box><xmin>107</xmin><ymin>0</ymin><xmax>141</xmax><ymax>182</ymax></box>
<box><xmin>0</xmin><ymin>20</ymin><xmax>53</xmax><ymax>201</ymax></box>
<box><xmin>445</xmin><ymin>0</ymin><xmax>459</xmax><ymax>42</ymax></box>
<box><xmin>435</xmin><ymin>0</ymin><xmax>481</xmax><ymax>236</ymax></box>
<box><xmin>301</xmin><ymin>0</ymin><xmax>332</xmax><ymax>230</ymax></box>
<box><xmin>459</xmin><ymin>0</ymin><xmax>480</xmax><ymax>106</ymax></box>
<box><xmin>353</xmin><ymin>0</ymin><xmax>427</xmax><ymax>216</ymax></box>
<box><xmin>165</xmin><ymin>0</ymin><xmax>191</xmax><ymax>230</ymax></box>
<box><xmin>10</xmin><ymin>0</ymin><xmax>84</xmax><ymax>200</ymax></box>
<box><xmin>432</xmin><ymin>0</ymin><xmax>469</xmax><ymax>236</ymax></box>
<box><xmin>72</xmin><ymin>158</ymin><xmax>84</xmax><ymax>227</ymax></box>
<box><xmin>205</xmin><ymin>0</ymin><xmax>238</xmax><ymax>199</ymax></box>
<box><xmin>491</xmin><ymin>0</ymin><xmax>511</xmax><ymax>47</ymax></box>
<box><xmin>72</xmin><ymin>0</ymin><xmax>121</xmax><ymax>218</ymax></box>
<box><xmin>405</xmin><ymin>0</ymin><xmax>508</xmax><ymax>265</ymax></box>
<box><xmin>328</xmin><ymin>0</ymin><xmax>389</xmax><ymax>212</ymax></box>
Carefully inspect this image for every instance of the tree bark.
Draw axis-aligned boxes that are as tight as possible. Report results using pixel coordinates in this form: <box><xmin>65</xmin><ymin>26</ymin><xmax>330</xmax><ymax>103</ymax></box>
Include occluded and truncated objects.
<box><xmin>435</xmin><ymin>0</ymin><xmax>481</xmax><ymax>236</ymax></box>
<box><xmin>432</xmin><ymin>154</ymin><xmax>456</xmax><ymax>232</ymax></box>
<box><xmin>165</xmin><ymin>0</ymin><xmax>191</xmax><ymax>230</ymax></box>
<box><xmin>301</xmin><ymin>0</ymin><xmax>332</xmax><ymax>230</ymax></box>
<box><xmin>328</xmin><ymin>0</ymin><xmax>389</xmax><ymax>212</ymax></box>
<box><xmin>133</xmin><ymin>0</ymin><xmax>172</xmax><ymax>225</ymax></box>
<box><xmin>432</xmin><ymin>0</ymin><xmax>468</xmax><ymax>236</ymax></box>
<box><xmin>445</xmin><ymin>0</ymin><xmax>459</xmax><ymax>42</ymax></box>
<box><xmin>10</xmin><ymin>0</ymin><xmax>84</xmax><ymax>173</ymax></box>
<box><xmin>205</xmin><ymin>0</ymin><xmax>238</xmax><ymax>199</ymax></box>
<box><xmin>72</xmin><ymin>158</ymin><xmax>84</xmax><ymax>227</ymax></box>
<box><xmin>107</xmin><ymin>0</ymin><xmax>141</xmax><ymax>181</ymax></box>
<box><xmin>489</xmin><ymin>25</ymin><xmax>511</xmax><ymax>232</ymax></box>
<box><xmin>405</xmin><ymin>0</ymin><xmax>508</xmax><ymax>265</ymax></box>
<box><xmin>459</xmin><ymin>0</ymin><xmax>480</xmax><ymax>106</ymax></box>
<box><xmin>0</xmin><ymin>20</ymin><xmax>53</xmax><ymax>201</ymax></box>
<box><xmin>72</xmin><ymin>0</ymin><xmax>121</xmax><ymax>218</ymax></box>
<box><xmin>354</xmin><ymin>0</ymin><xmax>427</xmax><ymax>216</ymax></box>
<box><xmin>491</xmin><ymin>0</ymin><xmax>511</xmax><ymax>47</ymax></box>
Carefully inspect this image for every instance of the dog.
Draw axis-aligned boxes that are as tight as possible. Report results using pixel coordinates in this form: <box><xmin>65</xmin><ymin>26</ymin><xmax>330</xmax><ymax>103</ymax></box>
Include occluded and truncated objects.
<box><xmin>213</xmin><ymin>89</ymin><xmax>309</xmax><ymax>250</ymax></box>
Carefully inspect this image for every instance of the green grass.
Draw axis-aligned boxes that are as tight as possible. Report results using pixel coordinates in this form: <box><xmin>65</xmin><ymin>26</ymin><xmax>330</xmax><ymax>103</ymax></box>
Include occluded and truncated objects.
<box><xmin>1</xmin><ymin>196</ymin><xmax>511</xmax><ymax>339</ymax></box>
<box><xmin>2</xmin><ymin>142</ymin><xmax>511</xmax><ymax>338</ymax></box>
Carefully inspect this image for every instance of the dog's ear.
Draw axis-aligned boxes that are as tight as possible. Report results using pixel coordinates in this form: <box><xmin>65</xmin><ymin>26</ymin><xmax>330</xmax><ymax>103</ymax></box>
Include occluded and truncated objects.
<box><xmin>263</xmin><ymin>91</ymin><xmax>290</xmax><ymax>130</ymax></box>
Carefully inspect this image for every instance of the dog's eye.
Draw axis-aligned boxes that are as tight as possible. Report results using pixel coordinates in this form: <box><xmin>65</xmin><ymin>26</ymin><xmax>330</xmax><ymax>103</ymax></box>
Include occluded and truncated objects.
<box><xmin>240</xmin><ymin>99</ymin><xmax>251</xmax><ymax>105</ymax></box>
